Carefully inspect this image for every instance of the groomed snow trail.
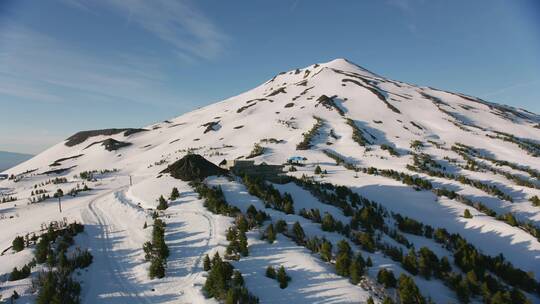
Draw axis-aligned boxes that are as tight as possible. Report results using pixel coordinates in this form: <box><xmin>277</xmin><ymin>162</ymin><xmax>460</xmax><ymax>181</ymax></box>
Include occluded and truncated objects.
<box><xmin>81</xmin><ymin>186</ymin><xmax>152</xmax><ymax>304</ymax></box>
<box><xmin>79</xmin><ymin>178</ymin><xmax>223</xmax><ymax>304</ymax></box>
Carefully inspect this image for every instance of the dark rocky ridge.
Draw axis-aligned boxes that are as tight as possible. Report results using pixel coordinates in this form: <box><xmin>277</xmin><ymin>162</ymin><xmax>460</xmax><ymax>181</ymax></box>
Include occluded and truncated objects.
<box><xmin>65</xmin><ymin>128</ymin><xmax>147</xmax><ymax>147</ymax></box>
<box><xmin>161</xmin><ymin>154</ymin><xmax>228</xmax><ymax>181</ymax></box>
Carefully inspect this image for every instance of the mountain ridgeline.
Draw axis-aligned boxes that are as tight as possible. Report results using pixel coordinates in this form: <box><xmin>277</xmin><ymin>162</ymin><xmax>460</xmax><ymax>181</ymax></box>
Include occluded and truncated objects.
<box><xmin>2</xmin><ymin>58</ymin><xmax>539</xmax><ymax>303</ymax></box>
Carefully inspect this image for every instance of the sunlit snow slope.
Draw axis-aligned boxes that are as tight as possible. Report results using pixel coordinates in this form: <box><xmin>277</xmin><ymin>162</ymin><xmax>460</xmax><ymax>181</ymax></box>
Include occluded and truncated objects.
<box><xmin>1</xmin><ymin>58</ymin><xmax>539</xmax><ymax>303</ymax></box>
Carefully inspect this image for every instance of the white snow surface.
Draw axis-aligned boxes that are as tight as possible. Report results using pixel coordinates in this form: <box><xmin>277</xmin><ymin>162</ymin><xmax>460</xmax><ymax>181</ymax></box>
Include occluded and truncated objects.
<box><xmin>1</xmin><ymin>58</ymin><xmax>539</xmax><ymax>303</ymax></box>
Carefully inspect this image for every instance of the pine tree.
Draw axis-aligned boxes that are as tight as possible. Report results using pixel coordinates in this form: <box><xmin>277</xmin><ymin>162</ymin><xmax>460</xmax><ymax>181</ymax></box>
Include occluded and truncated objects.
<box><xmin>314</xmin><ymin>165</ymin><xmax>322</xmax><ymax>175</ymax></box>
<box><xmin>402</xmin><ymin>248</ymin><xmax>419</xmax><ymax>275</ymax></box>
<box><xmin>377</xmin><ymin>268</ymin><xmax>397</xmax><ymax>288</ymax></box>
<box><xmin>367</xmin><ymin>297</ymin><xmax>375</xmax><ymax>304</ymax></box>
<box><xmin>265</xmin><ymin>223</ymin><xmax>276</xmax><ymax>243</ymax></box>
<box><xmin>397</xmin><ymin>274</ymin><xmax>425</xmax><ymax>304</ymax></box>
<box><xmin>170</xmin><ymin>187</ymin><xmax>180</xmax><ymax>200</ymax></box>
<box><xmin>266</xmin><ymin>266</ymin><xmax>276</xmax><ymax>279</ymax></box>
<box><xmin>276</xmin><ymin>266</ymin><xmax>290</xmax><ymax>289</ymax></box>
<box><xmin>149</xmin><ymin>257</ymin><xmax>165</xmax><ymax>279</ymax></box>
<box><xmin>292</xmin><ymin>221</ymin><xmax>305</xmax><ymax>244</ymax></box>
<box><xmin>335</xmin><ymin>253</ymin><xmax>351</xmax><ymax>276</ymax></box>
<box><xmin>157</xmin><ymin>195</ymin><xmax>168</xmax><ymax>210</ymax></box>
<box><xmin>320</xmin><ymin>240</ymin><xmax>332</xmax><ymax>262</ymax></box>
<box><xmin>203</xmin><ymin>254</ymin><xmax>211</xmax><ymax>271</ymax></box>
<box><xmin>366</xmin><ymin>257</ymin><xmax>373</xmax><ymax>267</ymax></box>
<box><xmin>275</xmin><ymin>219</ymin><xmax>287</xmax><ymax>233</ymax></box>
<box><xmin>463</xmin><ymin>209</ymin><xmax>473</xmax><ymax>219</ymax></box>
<box><xmin>349</xmin><ymin>254</ymin><xmax>365</xmax><ymax>284</ymax></box>
<box><xmin>143</xmin><ymin>222</ymin><xmax>147</xmax><ymax>229</ymax></box>
<box><xmin>12</xmin><ymin>236</ymin><xmax>24</xmax><ymax>252</ymax></box>
<box><xmin>238</xmin><ymin>230</ymin><xmax>249</xmax><ymax>256</ymax></box>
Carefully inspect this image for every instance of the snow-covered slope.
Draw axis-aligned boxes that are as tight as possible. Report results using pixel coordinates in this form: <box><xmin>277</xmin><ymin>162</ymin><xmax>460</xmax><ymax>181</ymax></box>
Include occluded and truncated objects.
<box><xmin>1</xmin><ymin>58</ymin><xmax>539</xmax><ymax>303</ymax></box>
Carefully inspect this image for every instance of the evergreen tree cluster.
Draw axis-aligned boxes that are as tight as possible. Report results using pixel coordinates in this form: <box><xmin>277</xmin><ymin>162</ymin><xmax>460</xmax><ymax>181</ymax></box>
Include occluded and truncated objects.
<box><xmin>28</xmin><ymin>221</ymin><xmax>91</xmax><ymax>304</ymax></box>
<box><xmin>192</xmin><ymin>181</ymin><xmax>241</xmax><ymax>216</ymax></box>
<box><xmin>409</xmin><ymin>153</ymin><xmax>513</xmax><ymax>202</ymax></box>
<box><xmin>265</xmin><ymin>265</ymin><xmax>291</xmax><ymax>289</ymax></box>
<box><xmin>1</xmin><ymin>195</ymin><xmax>17</xmax><ymax>203</ymax></box>
<box><xmin>226</xmin><ymin>225</ymin><xmax>249</xmax><ymax>260</ymax></box>
<box><xmin>296</xmin><ymin>116</ymin><xmax>324</xmax><ymax>150</ymax></box>
<box><xmin>242</xmin><ymin>175</ymin><xmax>294</xmax><ymax>214</ymax></box>
<box><xmin>203</xmin><ymin>252</ymin><xmax>258</xmax><ymax>303</ymax></box>
<box><xmin>143</xmin><ymin>217</ymin><xmax>169</xmax><ymax>279</ymax></box>
<box><xmin>9</xmin><ymin>264</ymin><xmax>31</xmax><ymax>281</ymax></box>
<box><xmin>290</xmin><ymin>176</ymin><xmax>537</xmax><ymax>303</ymax></box>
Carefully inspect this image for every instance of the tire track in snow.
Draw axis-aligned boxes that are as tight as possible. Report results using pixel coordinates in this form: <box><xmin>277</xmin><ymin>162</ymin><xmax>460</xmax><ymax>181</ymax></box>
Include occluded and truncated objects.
<box><xmin>81</xmin><ymin>187</ymin><xmax>151</xmax><ymax>304</ymax></box>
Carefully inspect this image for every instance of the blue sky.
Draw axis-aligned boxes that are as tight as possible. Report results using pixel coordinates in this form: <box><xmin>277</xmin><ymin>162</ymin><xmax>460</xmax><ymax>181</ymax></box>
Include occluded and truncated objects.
<box><xmin>1</xmin><ymin>0</ymin><xmax>539</xmax><ymax>154</ymax></box>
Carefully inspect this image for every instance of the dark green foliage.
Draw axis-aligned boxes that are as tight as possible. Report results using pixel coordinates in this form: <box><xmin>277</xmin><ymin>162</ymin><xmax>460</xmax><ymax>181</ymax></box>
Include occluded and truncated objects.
<box><xmin>170</xmin><ymin>187</ymin><xmax>180</xmax><ymax>200</ymax></box>
<box><xmin>377</xmin><ymin>268</ymin><xmax>397</xmax><ymax>288</ymax></box>
<box><xmin>242</xmin><ymin>175</ymin><xmax>294</xmax><ymax>214</ymax></box>
<box><xmin>266</xmin><ymin>266</ymin><xmax>276</xmax><ymax>279</ymax></box>
<box><xmin>381</xmin><ymin>144</ymin><xmax>399</xmax><ymax>156</ymax></box>
<box><xmin>354</xmin><ymin>232</ymin><xmax>376</xmax><ymax>252</ymax></box>
<box><xmin>203</xmin><ymin>254</ymin><xmax>211</xmax><ymax>271</ymax></box>
<box><xmin>349</xmin><ymin>254</ymin><xmax>365</xmax><ymax>284</ymax></box>
<box><xmin>397</xmin><ymin>274</ymin><xmax>426</xmax><ymax>304</ymax></box>
<box><xmin>36</xmin><ymin>270</ymin><xmax>81</xmax><ymax>304</ymax></box>
<box><xmin>203</xmin><ymin>252</ymin><xmax>258</xmax><ymax>303</ymax></box>
<box><xmin>417</xmin><ymin>247</ymin><xmax>439</xmax><ymax>279</ymax></box>
<box><xmin>145</xmin><ymin>218</ymin><xmax>169</xmax><ymax>278</ymax></box>
<box><xmin>193</xmin><ymin>183</ymin><xmax>240</xmax><ymax>216</ymax></box>
<box><xmin>314</xmin><ymin>165</ymin><xmax>322</xmax><ymax>174</ymax></box>
<box><xmin>54</xmin><ymin>188</ymin><xmax>64</xmax><ymax>198</ymax></box>
<box><xmin>292</xmin><ymin>221</ymin><xmax>305</xmax><ymax>244</ymax></box>
<box><xmin>9</xmin><ymin>265</ymin><xmax>31</xmax><ymax>281</ymax></box>
<box><xmin>157</xmin><ymin>195</ymin><xmax>168</xmax><ymax>210</ymax></box>
<box><xmin>296</xmin><ymin>116</ymin><xmax>324</xmax><ymax>150</ymax></box>
<box><xmin>264</xmin><ymin>223</ymin><xmax>276</xmax><ymax>243</ymax></box>
<box><xmin>463</xmin><ymin>209</ymin><xmax>473</xmax><ymax>219</ymax></box>
<box><xmin>12</xmin><ymin>235</ymin><xmax>25</xmax><ymax>252</ymax></box>
<box><xmin>345</xmin><ymin>118</ymin><xmax>371</xmax><ymax>146</ymax></box>
<box><xmin>320</xmin><ymin>240</ymin><xmax>333</xmax><ymax>262</ymax></box>
<box><xmin>247</xmin><ymin>143</ymin><xmax>265</xmax><ymax>159</ymax></box>
<box><xmin>275</xmin><ymin>219</ymin><xmax>287</xmax><ymax>233</ymax></box>
<box><xmin>531</xmin><ymin>195</ymin><xmax>540</xmax><ymax>207</ymax></box>
<box><xmin>277</xmin><ymin>265</ymin><xmax>291</xmax><ymax>289</ymax></box>
<box><xmin>149</xmin><ymin>256</ymin><xmax>166</xmax><ymax>279</ymax></box>
<box><xmin>402</xmin><ymin>249</ymin><xmax>419</xmax><ymax>275</ymax></box>
<box><xmin>226</xmin><ymin>226</ymin><xmax>249</xmax><ymax>259</ymax></box>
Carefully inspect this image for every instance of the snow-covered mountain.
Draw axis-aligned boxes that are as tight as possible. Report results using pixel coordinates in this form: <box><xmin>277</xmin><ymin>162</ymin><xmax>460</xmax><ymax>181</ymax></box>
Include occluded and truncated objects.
<box><xmin>1</xmin><ymin>58</ymin><xmax>539</xmax><ymax>303</ymax></box>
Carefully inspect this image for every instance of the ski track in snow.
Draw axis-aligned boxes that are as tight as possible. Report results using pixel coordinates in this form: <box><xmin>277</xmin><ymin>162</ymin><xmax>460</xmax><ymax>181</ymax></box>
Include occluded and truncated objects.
<box><xmin>81</xmin><ymin>186</ymin><xmax>152</xmax><ymax>304</ymax></box>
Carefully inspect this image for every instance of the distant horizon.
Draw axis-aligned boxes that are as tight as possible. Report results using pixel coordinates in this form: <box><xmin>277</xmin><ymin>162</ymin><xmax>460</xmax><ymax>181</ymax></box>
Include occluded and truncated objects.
<box><xmin>2</xmin><ymin>0</ymin><xmax>539</xmax><ymax>154</ymax></box>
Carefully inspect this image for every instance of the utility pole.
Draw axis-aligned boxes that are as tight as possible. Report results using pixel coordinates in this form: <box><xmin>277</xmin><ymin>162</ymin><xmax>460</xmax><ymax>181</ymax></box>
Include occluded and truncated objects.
<box><xmin>58</xmin><ymin>197</ymin><xmax>62</xmax><ymax>213</ymax></box>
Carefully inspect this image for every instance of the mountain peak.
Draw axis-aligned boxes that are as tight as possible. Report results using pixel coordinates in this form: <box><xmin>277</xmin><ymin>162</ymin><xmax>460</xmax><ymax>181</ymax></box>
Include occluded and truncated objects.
<box><xmin>319</xmin><ymin>58</ymin><xmax>380</xmax><ymax>78</ymax></box>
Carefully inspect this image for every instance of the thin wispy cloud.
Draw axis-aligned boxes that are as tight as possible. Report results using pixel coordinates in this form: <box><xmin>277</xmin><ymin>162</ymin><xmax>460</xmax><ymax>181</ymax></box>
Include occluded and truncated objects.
<box><xmin>0</xmin><ymin>26</ymin><xmax>183</xmax><ymax>107</ymax></box>
<box><xmin>482</xmin><ymin>79</ymin><xmax>540</xmax><ymax>98</ymax></box>
<box><xmin>62</xmin><ymin>0</ymin><xmax>228</xmax><ymax>61</ymax></box>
